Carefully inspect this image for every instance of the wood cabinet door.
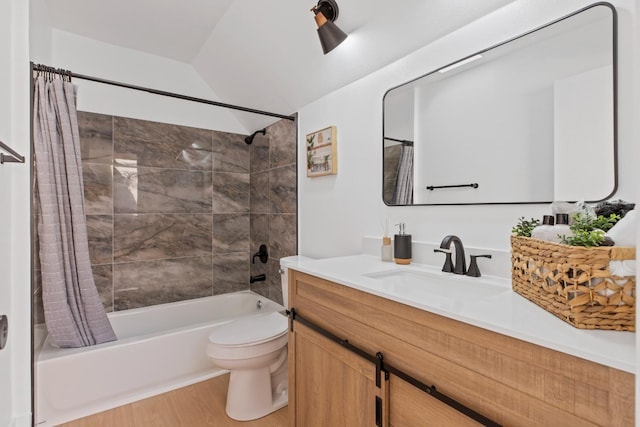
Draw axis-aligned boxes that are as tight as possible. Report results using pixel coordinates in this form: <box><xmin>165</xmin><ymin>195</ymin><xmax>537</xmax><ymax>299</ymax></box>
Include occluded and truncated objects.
<box><xmin>388</xmin><ymin>374</ymin><xmax>482</xmax><ymax>427</ymax></box>
<box><xmin>289</xmin><ymin>321</ymin><xmax>386</xmax><ymax>427</ymax></box>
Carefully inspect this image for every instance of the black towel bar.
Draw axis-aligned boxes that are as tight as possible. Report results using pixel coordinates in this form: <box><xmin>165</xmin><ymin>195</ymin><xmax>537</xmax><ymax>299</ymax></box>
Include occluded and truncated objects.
<box><xmin>427</xmin><ymin>183</ymin><xmax>478</xmax><ymax>191</ymax></box>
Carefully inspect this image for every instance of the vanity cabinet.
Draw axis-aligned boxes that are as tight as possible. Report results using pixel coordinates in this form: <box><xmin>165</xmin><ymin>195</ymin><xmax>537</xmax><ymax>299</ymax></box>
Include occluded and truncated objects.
<box><xmin>291</xmin><ymin>320</ymin><xmax>381</xmax><ymax>426</ymax></box>
<box><xmin>287</xmin><ymin>270</ymin><xmax>634</xmax><ymax>426</ymax></box>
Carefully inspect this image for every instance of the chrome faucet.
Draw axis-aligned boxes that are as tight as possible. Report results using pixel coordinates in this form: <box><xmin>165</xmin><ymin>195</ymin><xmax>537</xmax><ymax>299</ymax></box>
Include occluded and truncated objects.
<box><xmin>438</xmin><ymin>235</ymin><xmax>467</xmax><ymax>275</ymax></box>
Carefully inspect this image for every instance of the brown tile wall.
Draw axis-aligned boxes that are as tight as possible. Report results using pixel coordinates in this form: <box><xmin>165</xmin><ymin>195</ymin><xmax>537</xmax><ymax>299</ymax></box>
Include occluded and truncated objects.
<box><xmin>248</xmin><ymin>118</ymin><xmax>298</xmax><ymax>304</ymax></box>
<box><xmin>33</xmin><ymin>112</ymin><xmax>297</xmax><ymax>322</ymax></box>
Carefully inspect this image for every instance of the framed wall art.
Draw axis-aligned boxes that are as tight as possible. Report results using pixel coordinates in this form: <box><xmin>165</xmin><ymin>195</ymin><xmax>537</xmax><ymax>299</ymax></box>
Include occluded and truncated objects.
<box><xmin>306</xmin><ymin>126</ymin><xmax>337</xmax><ymax>177</ymax></box>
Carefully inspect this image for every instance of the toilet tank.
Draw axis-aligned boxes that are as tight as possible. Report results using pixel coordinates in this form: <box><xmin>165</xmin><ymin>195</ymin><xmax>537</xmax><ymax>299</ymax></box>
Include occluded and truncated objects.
<box><xmin>279</xmin><ymin>256</ymin><xmax>312</xmax><ymax>309</ymax></box>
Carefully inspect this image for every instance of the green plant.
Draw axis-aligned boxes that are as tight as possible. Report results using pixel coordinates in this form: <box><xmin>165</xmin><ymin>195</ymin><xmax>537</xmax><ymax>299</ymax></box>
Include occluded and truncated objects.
<box><xmin>560</xmin><ymin>212</ymin><xmax>620</xmax><ymax>247</ymax></box>
<box><xmin>591</xmin><ymin>213</ymin><xmax>620</xmax><ymax>232</ymax></box>
<box><xmin>561</xmin><ymin>229</ymin><xmax>606</xmax><ymax>247</ymax></box>
<box><xmin>512</xmin><ymin>217</ymin><xmax>540</xmax><ymax>237</ymax></box>
<box><xmin>306</xmin><ymin>134</ymin><xmax>316</xmax><ymax>169</ymax></box>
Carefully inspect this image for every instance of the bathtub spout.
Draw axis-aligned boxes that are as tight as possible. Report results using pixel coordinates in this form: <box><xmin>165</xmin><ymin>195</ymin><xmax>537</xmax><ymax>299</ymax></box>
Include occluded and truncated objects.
<box><xmin>250</xmin><ymin>274</ymin><xmax>266</xmax><ymax>284</ymax></box>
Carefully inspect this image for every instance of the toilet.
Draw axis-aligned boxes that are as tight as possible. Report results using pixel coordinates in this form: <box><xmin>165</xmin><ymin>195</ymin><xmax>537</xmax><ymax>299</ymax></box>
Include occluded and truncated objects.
<box><xmin>206</xmin><ymin>256</ymin><xmax>306</xmax><ymax>421</ymax></box>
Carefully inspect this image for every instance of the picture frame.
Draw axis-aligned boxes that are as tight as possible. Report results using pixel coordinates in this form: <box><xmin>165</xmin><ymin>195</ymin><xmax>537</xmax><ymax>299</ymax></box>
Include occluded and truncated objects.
<box><xmin>306</xmin><ymin>126</ymin><xmax>337</xmax><ymax>177</ymax></box>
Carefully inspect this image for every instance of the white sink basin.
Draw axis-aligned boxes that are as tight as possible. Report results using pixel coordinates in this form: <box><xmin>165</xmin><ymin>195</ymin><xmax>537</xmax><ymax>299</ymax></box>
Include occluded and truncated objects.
<box><xmin>363</xmin><ymin>269</ymin><xmax>509</xmax><ymax>311</ymax></box>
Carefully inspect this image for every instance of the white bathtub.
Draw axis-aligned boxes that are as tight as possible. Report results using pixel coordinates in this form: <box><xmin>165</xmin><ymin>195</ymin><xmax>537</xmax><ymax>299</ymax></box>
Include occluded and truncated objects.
<box><xmin>35</xmin><ymin>291</ymin><xmax>284</xmax><ymax>426</ymax></box>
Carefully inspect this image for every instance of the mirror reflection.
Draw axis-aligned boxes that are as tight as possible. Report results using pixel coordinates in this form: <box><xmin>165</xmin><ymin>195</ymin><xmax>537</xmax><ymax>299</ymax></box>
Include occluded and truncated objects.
<box><xmin>383</xmin><ymin>4</ymin><xmax>616</xmax><ymax>206</ymax></box>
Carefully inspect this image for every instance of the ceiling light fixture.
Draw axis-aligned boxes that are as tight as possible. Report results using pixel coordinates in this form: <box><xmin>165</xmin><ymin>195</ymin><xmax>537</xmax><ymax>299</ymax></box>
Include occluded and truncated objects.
<box><xmin>311</xmin><ymin>0</ymin><xmax>348</xmax><ymax>55</ymax></box>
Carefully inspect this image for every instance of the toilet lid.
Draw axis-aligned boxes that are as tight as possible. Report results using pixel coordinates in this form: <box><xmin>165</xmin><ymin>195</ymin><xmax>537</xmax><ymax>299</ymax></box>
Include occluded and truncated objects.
<box><xmin>208</xmin><ymin>312</ymin><xmax>288</xmax><ymax>347</ymax></box>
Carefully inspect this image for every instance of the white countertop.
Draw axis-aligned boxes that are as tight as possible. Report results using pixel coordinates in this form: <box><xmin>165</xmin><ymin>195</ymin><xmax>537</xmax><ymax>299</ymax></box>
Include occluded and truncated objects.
<box><xmin>284</xmin><ymin>254</ymin><xmax>636</xmax><ymax>373</ymax></box>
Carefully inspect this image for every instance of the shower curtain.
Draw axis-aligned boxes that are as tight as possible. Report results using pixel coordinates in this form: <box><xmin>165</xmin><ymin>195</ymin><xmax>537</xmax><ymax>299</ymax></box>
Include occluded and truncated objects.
<box><xmin>392</xmin><ymin>144</ymin><xmax>413</xmax><ymax>205</ymax></box>
<box><xmin>33</xmin><ymin>73</ymin><xmax>116</xmax><ymax>347</ymax></box>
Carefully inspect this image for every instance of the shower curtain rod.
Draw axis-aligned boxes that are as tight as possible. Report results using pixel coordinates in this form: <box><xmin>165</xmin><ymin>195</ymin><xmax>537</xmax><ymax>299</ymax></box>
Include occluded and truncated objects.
<box><xmin>31</xmin><ymin>62</ymin><xmax>296</xmax><ymax>122</ymax></box>
<box><xmin>384</xmin><ymin>136</ymin><xmax>413</xmax><ymax>146</ymax></box>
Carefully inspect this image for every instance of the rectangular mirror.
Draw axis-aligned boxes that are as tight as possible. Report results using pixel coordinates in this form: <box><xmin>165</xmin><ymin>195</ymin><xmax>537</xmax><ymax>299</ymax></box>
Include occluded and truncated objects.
<box><xmin>383</xmin><ymin>3</ymin><xmax>617</xmax><ymax>206</ymax></box>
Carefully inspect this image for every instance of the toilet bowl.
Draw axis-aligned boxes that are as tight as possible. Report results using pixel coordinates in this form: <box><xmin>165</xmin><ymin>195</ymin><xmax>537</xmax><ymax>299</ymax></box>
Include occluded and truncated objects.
<box><xmin>206</xmin><ymin>256</ymin><xmax>310</xmax><ymax>421</ymax></box>
<box><xmin>207</xmin><ymin>311</ymin><xmax>288</xmax><ymax>421</ymax></box>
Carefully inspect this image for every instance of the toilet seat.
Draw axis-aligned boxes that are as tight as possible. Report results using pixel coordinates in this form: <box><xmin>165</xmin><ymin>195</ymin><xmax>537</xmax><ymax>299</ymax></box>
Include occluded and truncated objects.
<box><xmin>207</xmin><ymin>312</ymin><xmax>288</xmax><ymax>360</ymax></box>
<box><xmin>209</xmin><ymin>312</ymin><xmax>288</xmax><ymax>347</ymax></box>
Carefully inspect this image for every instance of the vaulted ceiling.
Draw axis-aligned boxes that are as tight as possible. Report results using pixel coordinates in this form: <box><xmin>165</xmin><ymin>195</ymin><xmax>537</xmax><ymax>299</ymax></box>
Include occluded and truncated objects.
<box><xmin>43</xmin><ymin>0</ymin><xmax>517</xmax><ymax>127</ymax></box>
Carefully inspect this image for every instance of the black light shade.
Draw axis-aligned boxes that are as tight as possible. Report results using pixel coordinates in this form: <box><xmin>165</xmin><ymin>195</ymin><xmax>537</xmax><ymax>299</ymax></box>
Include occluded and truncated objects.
<box><xmin>317</xmin><ymin>18</ymin><xmax>348</xmax><ymax>54</ymax></box>
<box><xmin>312</xmin><ymin>0</ymin><xmax>347</xmax><ymax>55</ymax></box>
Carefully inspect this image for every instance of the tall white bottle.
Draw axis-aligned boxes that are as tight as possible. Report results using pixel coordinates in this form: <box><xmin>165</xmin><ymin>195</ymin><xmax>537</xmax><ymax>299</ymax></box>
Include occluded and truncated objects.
<box><xmin>551</xmin><ymin>213</ymin><xmax>572</xmax><ymax>243</ymax></box>
<box><xmin>531</xmin><ymin>215</ymin><xmax>555</xmax><ymax>241</ymax></box>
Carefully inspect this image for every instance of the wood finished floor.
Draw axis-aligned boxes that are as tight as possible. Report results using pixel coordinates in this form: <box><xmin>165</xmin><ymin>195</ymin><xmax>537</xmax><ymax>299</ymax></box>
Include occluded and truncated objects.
<box><xmin>58</xmin><ymin>374</ymin><xmax>288</xmax><ymax>427</ymax></box>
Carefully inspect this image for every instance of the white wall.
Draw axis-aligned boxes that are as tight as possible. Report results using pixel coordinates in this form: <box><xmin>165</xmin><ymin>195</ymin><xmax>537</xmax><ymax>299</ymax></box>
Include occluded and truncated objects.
<box><xmin>1</xmin><ymin>0</ymin><xmax>32</xmax><ymax>425</ymax></box>
<box><xmin>413</xmin><ymin>14</ymin><xmax>612</xmax><ymax>205</ymax></box>
<box><xmin>383</xmin><ymin>87</ymin><xmax>414</xmax><ymax>143</ymax></box>
<box><xmin>28</xmin><ymin>0</ymin><xmax>299</xmax><ymax>135</ymax></box>
<box><xmin>36</xmin><ymin>29</ymin><xmax>252</xmax><ymax>135</ymax></box>
<box><xmin>297</xmin><ymin>0</ymin><xmax>637</xmax><ymax>257</ymax></box>
<box><xmin>554</xmin><ymin>66</ymin><xmax>614</xmax><ymax>200</ymax></box>
<box><xmin>29</xmin><ymin>0</ymin><xmax>52</xmax><ymax>65</ymax></box>
<box><xmin>0</xmin><ymin>2</ymin><xmax>15</xmax><ymax>423</ymax></box>
<box><xmin>414</xmin><ymin>56</ymin><xmax>555</xmax><ymax>204</ymax></box>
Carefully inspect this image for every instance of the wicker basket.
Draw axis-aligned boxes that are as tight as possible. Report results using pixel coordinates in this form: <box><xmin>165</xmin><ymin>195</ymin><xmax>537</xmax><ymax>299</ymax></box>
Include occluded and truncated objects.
<box><xmin>510</xmin><ymin>235</ymin><xmax>636</xmax><ymax>331</ymax></box>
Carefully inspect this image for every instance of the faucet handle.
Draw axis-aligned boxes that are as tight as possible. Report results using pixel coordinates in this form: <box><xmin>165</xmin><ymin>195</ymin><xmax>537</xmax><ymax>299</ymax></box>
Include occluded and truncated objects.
<box><xmin>434</xmin><ymin>249</ymin><xmax>454</xmax><ymax>273</ymax></box>
<box><xmin>466</xmin><ymin>254</ymin><xmax>492</xmax><ymax>277</ymax></box>
<box><xmin>252</xmin><ymin>244</ymin><xmax>269</xmax><ymax>264</ymax></box>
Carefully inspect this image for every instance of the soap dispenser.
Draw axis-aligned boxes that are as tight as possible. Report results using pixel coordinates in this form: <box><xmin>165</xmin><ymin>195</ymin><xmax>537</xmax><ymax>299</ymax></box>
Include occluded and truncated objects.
<box><xmin>393</xmin><ymin>223</ymin><xmax>412</xmax><ymax>265</ymax></box>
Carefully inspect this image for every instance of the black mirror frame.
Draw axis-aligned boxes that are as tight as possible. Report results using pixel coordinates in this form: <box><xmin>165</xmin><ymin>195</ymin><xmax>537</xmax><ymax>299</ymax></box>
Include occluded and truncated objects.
<box><xmin>382</xmin><ymin>2</ymin><xmax>618</xmax><ymax>207</ymax></box>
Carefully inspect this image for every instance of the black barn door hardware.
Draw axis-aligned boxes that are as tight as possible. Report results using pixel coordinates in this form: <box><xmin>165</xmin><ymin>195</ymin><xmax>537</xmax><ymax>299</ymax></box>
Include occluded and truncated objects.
<box><xmin>288</xmin><ymin>308</ymin><xmax>501</xmax><ymax>427</ymax></box>
<box><xmin>380</xmin><ymin>359</ymin><xmax>500</xmax><ymax>426</ymax></box>
<box><xmin>288</xmin><ymin>308</ymin><xmax>378</xmax><ymax>366</ymax></box>
<box><xmin>289</xmin><ymin>308</ymin><xmax>387</xmax><ymax>426</ymax></box>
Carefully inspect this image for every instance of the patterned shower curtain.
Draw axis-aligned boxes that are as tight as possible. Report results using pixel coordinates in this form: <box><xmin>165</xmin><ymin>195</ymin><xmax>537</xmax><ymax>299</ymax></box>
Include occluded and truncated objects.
<box><xmin>33</xmin><ymin>73</ymin><xmax>116</xmax><ymax>347</ymax></box>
